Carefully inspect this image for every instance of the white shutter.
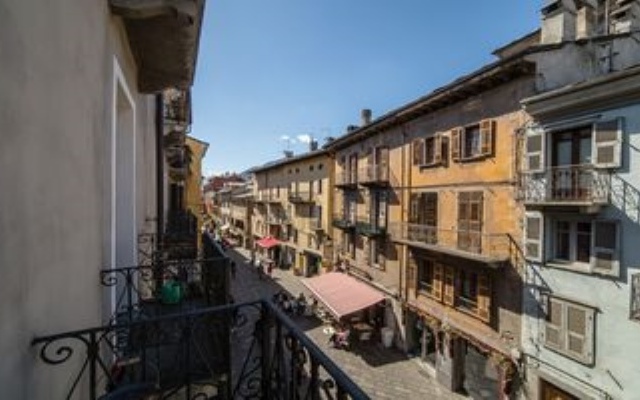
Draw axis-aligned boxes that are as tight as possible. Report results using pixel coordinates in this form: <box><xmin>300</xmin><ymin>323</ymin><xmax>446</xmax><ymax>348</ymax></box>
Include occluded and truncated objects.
<box><xmin>525</xmin><ymin>127</ymin><xmax>545</xmax><ymax>173</ymax></box>
<box><xmin>543</xmin><ymin>297</ymin><xmax>564</xmax><ymax>351</ymax></box>
<box><xmin>524</xmin><ymin>211</ymin><xmax>544</xmax><ymax>262</ymax></box>
<box><xmin>591</xmin><ymin>220</ymin><xmax>620</xmax><ymax>277</ymax></box>
<box><xmin>566</xmin><ymin>303</ymin><xmax>595</xmax><ymax>364</ymax></box>
<box><xmin>593</xmin><ymin>118</ymin><xmax>623</xmax><ymax>168</ymax></box>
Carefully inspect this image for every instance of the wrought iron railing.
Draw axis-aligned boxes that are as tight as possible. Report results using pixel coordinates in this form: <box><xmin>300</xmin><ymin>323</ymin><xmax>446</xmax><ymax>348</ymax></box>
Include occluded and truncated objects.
<box><xmin>163</xmin><ymin>90</ymin><xmax>191</xmax><ymax>125</ymax></box>
<box><xmin>332</xmin><ymin>213</ymin><xmax>356</xmax><ymax>230</ymax></box>
<box><xmin>101</xmin><ymin>257</ymin><xmax>230</xmax><ymax>325</ymax></box>
<box><xmin>335</xmin><ymin>171</ymin><xmax>358</xmax><ymax>187</ymax></box>
<box><xmin>357</xmin><ymin>164</ymin><xmax>389</xmax><ymax>185</ymax></box>
<box><xmin>288</xmin><ymin>191</ymin><xmax>313</xmax><ymax>203</ymax></box>
<box><xmin>355</xmin><ymin>216</ymin><xmax>386</xmax><ymax>237</ymax></box>
<box><xmin>519</xmin><ymin>164</ymin><xmax>611</xmax><ymax>204</ymax></box>
<box><xmin>32</xmin><ymin>300</ymin><xmax>370</xmax><ymax>400</ymax></box>
<box><xmin>389</xmin><ymin>223</ymin><xmax>511</xmax><ymax>259</ymax></box>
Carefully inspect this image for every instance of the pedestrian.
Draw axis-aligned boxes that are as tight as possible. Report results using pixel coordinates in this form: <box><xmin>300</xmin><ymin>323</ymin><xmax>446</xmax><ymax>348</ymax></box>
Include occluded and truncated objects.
<box><xmin>295</xmin><ymin>293</ymin><xmax>307</xmax><ymax>316</ymax></box>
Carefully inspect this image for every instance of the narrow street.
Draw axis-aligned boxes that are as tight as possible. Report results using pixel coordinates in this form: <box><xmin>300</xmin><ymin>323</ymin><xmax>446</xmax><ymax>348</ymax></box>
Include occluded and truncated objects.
<box><xmin>226</xmin><ymin>247</ymin><xmax>465</xmax><ymax>400</ymax></box>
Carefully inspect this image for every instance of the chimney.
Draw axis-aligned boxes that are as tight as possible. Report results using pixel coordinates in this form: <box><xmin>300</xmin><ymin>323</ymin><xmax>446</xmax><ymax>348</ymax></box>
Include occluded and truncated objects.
<box><xmin>283</xmin><ymin>150</ymin><xmax>294</xmax><ymax>158</ymax></box>
<box><xmin>540</xmin><ymin>0</ymin><xmax>577</xmax><ymax>44</ymax></box>
<box><xmin>361</xmin><ymin>108</ymin><xmax>372</xmax><ymax>126</ymax></box>
<box><xmin>309</xmin><ymin>139</ymin><xmax>318</xmax><ymax>151</ymax></box>
<box><xmin>346</xmin><ymin>125</ymin><xmax>359</xmax><ymax>132</ymax></box>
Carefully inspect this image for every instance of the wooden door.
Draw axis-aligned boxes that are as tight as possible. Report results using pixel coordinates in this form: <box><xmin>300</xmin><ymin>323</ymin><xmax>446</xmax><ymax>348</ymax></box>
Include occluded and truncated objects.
<box><xmin>540</xmin><ymin>380</ymin><xmax>579</xmax><ymax>400</ymax></box>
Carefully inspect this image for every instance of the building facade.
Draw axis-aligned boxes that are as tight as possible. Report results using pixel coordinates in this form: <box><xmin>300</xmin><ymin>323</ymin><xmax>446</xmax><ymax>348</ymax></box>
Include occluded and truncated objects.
<box><xmin>0</xmin><ymin>0</ymin><xmax>204</xmax><ymax>397</ymax></box>
<box><xmin>519</xmin><ymin>1</ymin><xmax>640</xmax><ymax>398</ymax></box>
<box><xmin>251</xmin><ymin>149</ymin><xmax>332</xmax><ymax>276</ymax></box>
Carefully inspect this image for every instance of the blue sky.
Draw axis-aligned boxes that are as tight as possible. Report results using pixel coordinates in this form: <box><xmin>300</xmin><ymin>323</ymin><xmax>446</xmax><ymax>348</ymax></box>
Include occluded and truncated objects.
<box><xmin>192</xmin><ymin>1</ymin><xmax>542</xmax><ymax>176</ymax></box>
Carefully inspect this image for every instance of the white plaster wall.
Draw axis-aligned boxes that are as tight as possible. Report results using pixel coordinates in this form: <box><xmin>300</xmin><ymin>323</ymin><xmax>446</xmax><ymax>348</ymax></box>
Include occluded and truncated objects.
<box><xmin>521</xmin><ymin>103</ymin><xmax>640</xmax><ymax>400</ymax></box>
<box><xmin>0</xmin><ymin>1</ymin><xmax>157</xmax><ymax>398</ymax></box>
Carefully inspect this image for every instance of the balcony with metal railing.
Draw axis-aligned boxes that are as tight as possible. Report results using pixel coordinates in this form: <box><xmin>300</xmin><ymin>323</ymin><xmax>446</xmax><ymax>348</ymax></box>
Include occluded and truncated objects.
<box><xmin>32</xmin><ymin>299</ymin><xmax>368</xmax><ymax>400</ymax></box>
<box><xmin>519</xmin><ymin>164</ymin><xmax>611</xmax><ymax>207</ymax></box>
<box><xmin>389</xmin><ymin>223</ymin><xmax>512</xmax><ymax>263</ymax></box>
<box><xmin>332</xmin><ymin>213</ymin><xmax>356</xmax><ymax>230</ymax></box>
<box><xmin>288</xmin><ymin>190</ymin><xmax>313</xmax><ymax>204</ymax></box>
<box><xmin>335</xmin><ymin>170</ymin><xmax>358</xmax><ymax>189</ymax></box>
<box><xmin>355</xmin><ymin>216</ymin><xmax>386</xmax><ymax>237</ymax></box>
<box><xmin>357</xmin><ymin>164</ymin><xmax>390</xmax><ymax>186</ymax></box>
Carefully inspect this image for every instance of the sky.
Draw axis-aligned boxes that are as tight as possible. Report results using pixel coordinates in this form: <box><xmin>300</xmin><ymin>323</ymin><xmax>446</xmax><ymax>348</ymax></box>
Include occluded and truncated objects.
<box><xmin>192</xmin><ymin>1</ymin><xmax>542</xmax><ymax>177</ymax></box>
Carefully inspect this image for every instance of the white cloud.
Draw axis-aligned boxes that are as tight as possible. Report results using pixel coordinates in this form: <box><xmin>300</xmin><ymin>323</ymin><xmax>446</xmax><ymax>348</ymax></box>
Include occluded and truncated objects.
<box><xmin>280</xmin><ymin>135</ymin><xmax>296</xmax><ymax>143</ymax></box>
<box><xmin>296</xmin><ymin>134</ymin><xmax>313</xmax><ymax>144</ymax></box>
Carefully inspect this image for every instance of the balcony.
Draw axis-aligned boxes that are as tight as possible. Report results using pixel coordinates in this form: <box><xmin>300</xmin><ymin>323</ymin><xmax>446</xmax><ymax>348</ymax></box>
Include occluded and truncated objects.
<box><xmin>389</xmin><ymin>223</ymin><xmax>511</xmax><ymax>263</ymax></box>
<box><xmin>32</xmin><ymin>299</ymin><xmax>368</xmax><ymax>400</ymax></box>
<box><xmin>519</xmin><ymin>165</ymin><xmax>611</xmax><ymax>207</ymax></box>
<box><xmin>288</xmin><ymin>190</ymin><xmax>313</xmax><ymax>204</ymax></box>
<box><xmin>164</xmin><ymin>210</ymin><xmax>198</xmax><ymax>258</ymax></box>
<box><xmin>332</xmin><ymin>213</ymin><xmax>356</xmax><ymax>230</ymax></box>
<box><xmin>335</xmin><ymin>171</ymin><xmax>358</xmax><ymax>189</ymax></box>
<box><xmin>267</xmin><ymin>213</ymin><xmax>290</xmax><ymax>225</ymax></box>
<box><xmin>355</xmin><ymin>217</ymin><xmax>386</xmax><ymax>238</ymax></box>
<box><xmin>357</xmin><ymin>164</ymin><xmax>390</xmax><ymax>187</ymax></box>
<box><xmin>163</xmin><ymin>90</ymin><xmax>191</xmax><ymax>125</ymax></box>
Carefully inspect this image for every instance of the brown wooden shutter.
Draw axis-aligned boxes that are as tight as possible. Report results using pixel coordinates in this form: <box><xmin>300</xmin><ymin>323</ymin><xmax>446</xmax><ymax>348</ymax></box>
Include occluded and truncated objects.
<box><xmin>479</xmin><ymin>119</ymin><xmax>494</xmax><ymax>156</ymax></box>
<box><xmin>591</xmin><ymin>220</ymin><xmax>620</xmax><ymax>276</ymax></box>
<box><xmin>451</xmin><ymin>128</ymin><xmax>462</xmax><ymax>161</ymax></box>
<box><xmin>443</xmin><ymin>266</ymin><xmax>455</xmax><ymax>306</ymax></box>
<box><xmin>432</xmin><ymin>263</ymin><xmax>444</xmax><ymax>301</ymax></box>
<box><xmin>412</xmin><ymin>139</ymin><xmax>424</xmax><ymax>166</ymax></box>
<box><xmin>593</xmin><ymin>118</ymin><xmax>622</xmax><ymax>168</ymax></box>
<box><xmin>407</xmin><ymin>253</ymin><xmax>417</xmax><ymax>295</ymax></box>
<box><xmin>524</xmin><ymin>211</ymin><xmax>544</xmax><ymax>262</ymax></box>
<box><xmin>476</xmin><ymin>273</ymin><xmax>491</xmax><ymax>322</ymax></box>
<box><xmin>433</xmin><ymin>133</ymin><xmax>443</xmax><ymax>164</ymax></box>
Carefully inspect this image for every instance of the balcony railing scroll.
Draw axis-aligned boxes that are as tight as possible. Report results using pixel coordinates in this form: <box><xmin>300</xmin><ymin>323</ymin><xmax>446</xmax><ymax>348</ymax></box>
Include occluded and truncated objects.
<box><xmin>31</xmin><ymin>300</ymin><xmax>370</xmax><ymax>400</ymax></box>
<box><xmin>389</xmin><ymin>222</ymin><xmax>511</xmax><ymax>260</ymax></box>
<box><xmin>519</xmin><ymin>165</ymin><xmax>611</xmax><ymax>205</ymax></box>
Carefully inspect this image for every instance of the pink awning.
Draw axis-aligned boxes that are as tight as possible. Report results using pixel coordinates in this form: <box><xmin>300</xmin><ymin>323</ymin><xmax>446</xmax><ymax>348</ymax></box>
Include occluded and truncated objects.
<box><xmin>256</xmin><ymin>236</ymin><xmax>280</xmax><ymax>249</ymax></box>
<box><xmin>302</xmin><ymin>272</ymin><xmax>385</xmax><ymax>319</ymax></box>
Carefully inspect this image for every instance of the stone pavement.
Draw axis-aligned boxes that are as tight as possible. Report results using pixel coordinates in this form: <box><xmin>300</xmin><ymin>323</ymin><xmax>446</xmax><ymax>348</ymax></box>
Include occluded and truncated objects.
<box><xmin>227</xmin><ymin>247</ymin><xmax>466</xmax><ymax>400</ymax></box>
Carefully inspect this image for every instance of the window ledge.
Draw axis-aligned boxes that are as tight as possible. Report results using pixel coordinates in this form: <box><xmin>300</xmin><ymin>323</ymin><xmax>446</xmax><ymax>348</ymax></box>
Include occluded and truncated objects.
<box><xmin>418</xmin><ymin>162</ymin><xmax>442</xmax><ymax>170</ymax></box>
<box><xmin>545</xmin><ymin>260</ymin><xmax>592</xmax><ymax>274</ymax></box>
<box><xmin>456</xmin><ymin>154</ymin><xmax>491</xmax><ymax>163</ymax></box>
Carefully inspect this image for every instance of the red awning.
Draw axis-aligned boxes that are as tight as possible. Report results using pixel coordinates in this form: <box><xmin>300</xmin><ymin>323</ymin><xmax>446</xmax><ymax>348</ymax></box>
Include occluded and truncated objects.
<box><xmin>302</xmin><ymin>272</ymin><xmax>385</xmax><ymax>319</ymax></box>
<box><xmin>256</xmin><ymin>236</ymin><xmax>280</xmax><ymax>249</ymax></box>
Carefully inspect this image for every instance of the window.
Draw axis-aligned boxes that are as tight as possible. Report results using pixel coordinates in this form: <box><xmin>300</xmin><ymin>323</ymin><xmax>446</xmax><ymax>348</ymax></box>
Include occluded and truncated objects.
<box><xmin>451</xmin><ymin>120</ymin><xmax>494</xmax><ymax>162</ymax></box>
<box><xmin>412</xmin><ymin>134</ymin><xmax>443</xmax><ymax>167</ymax></box>
<box><xmin>458</xmin><ymin>192</ymin><xmax>483</xmax><ymax>253</ymax></box>
<box><xmin>371</xmin><ymin>190</ymin><xmax>388</xmax><ymax>229</ymax></box>
<box><xmin>543</xmin><ymin>297</ymin><xmax>595</xmax><ymax>364</ymax></box>
<box><xmin>457</xmin><ymin>269</ymin><xmax>479</xmax><ymax>312</ymax></box>
<box><xmin>631</xmin><ymin>274</ymin><xmax>640</xmax><ymax>322</ymax></box>
<box><xmin>523</xmin><ymin>118</ymin><xmax>623</xmax><ymax>172</ymax></box>
<box><xmin>408</xmin><ymin>192</ymin><xmax>438</xmax><ymax>243</ymax></box>
<box><xmin>318</xmin><ymin>179</ymin><xmax>322</xmax><ymax>194</ymax></box>
<box><xmin>417</xmin><ymin>259</ymin><xmax>442</xmax><ymax>300</ymax></box>
<box><xmin>548</xmin><ymin>218</ymin><xmax>620</xmax><ymax>276</ymax></box>
<box><xmin>318</xmin><ymin>163</ymin><xmax>323</xmax><ymax>170</ymax></box>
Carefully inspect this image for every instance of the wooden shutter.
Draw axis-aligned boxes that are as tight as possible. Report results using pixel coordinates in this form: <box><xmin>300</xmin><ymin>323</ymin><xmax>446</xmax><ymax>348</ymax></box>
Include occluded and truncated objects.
<box><xmin>543</xmin><ymin>297</ymin><xmax>564</xmax><ymax>351</ymax></box>
<box><xmin>479</xmin><ymin>119</ymin><xmax>494</xmax><ymax>156</ymax></box>
<box><xmin>432</xmin><ymin>263</ymin><xmax>443</xmax><ymax>301</ymax></box>
<box><xmin>524</xmin><ymin>211</ymin><xmax>544</xmax><ymax>262</ymax></box>
<box><xmin>593</xmin><ymin>118</ymin><xmax>622</xmax><ymax>168</ymax></box>
<box><xmin>451</xmin><ymin>128</ymin><xmax>462</xmax><ymax>161</ymax></box>
<box><xmin>443</xmin><ymin>266</ymin><xmax>455</xmax><ymax>306</ymax></box>
<box><xmin>591</xmin><ymin>220</ymin><xmax>620</xmax><ymax>276</ymax></box>
<box><xmin>566</xmin><ymin>303</ymin><xmax>594</xmax><ymax>364</ymax></box>
<box><xmin>407</xmin><ymin>253</ymin><xmax>417</xmax><ymax>294</ymax></box>
<box><xmin>378</xmin><ymin>190</ymin><xmax>388</xmax><ymax>229</ymax></box>
<box><xmin>413</xmin><ymin>139</ymin><xmax>425</xmax><ymax>166</ymax></box>
<box><xmin>525</xmin><ymin>128</ymin><xmax>545</xmax><ymax>173</ymax></box>
<box><xmin>476</xmin><ymin>273</ymin><xmax>491</xmax><ymax>322</ymax></box>
<box><xmin>433</xmin><ymin>133</ymin><xmax>443</xmax><ymax>164</ymax></box>
<box><xmin>409</xmin><ymin>193</ymin><xmax>420</xmax><ymax>224</ymax></box>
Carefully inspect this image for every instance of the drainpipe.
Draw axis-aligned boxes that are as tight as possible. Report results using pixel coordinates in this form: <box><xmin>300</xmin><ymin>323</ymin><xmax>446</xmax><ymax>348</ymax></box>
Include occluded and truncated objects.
<box><xmin>155</xmin><ymin>94</ymin><xmax>165</xmax><ymax>242</ymax></box>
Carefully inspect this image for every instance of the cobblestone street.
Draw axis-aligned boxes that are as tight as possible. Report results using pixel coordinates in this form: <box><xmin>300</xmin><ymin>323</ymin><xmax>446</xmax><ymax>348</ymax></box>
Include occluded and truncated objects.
<box><xmin>227</xmin><ymin>247</ymin><xmax>465</xmax><ymax>400</ymax></box>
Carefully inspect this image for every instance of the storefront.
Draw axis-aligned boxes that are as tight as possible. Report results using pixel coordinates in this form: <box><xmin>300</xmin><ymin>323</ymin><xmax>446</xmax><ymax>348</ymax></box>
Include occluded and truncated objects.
<box><xmin>404</xmin><ymin>304</ymin><xmax>515</xmax><ymax>399</ymax></box>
